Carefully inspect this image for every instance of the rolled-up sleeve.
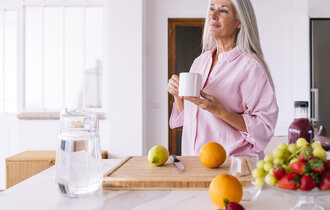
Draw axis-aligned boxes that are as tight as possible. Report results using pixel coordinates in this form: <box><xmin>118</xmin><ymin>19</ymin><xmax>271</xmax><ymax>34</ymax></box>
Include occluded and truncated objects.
<box><xmin>240</xmin><ymin>66</ymin><xmax>279</xmax><ymax>153</ymax></box>
<box><xmin>169</xmin><ymin>102</ymin><xmax>184</xmax><ymax>129</ymax></box>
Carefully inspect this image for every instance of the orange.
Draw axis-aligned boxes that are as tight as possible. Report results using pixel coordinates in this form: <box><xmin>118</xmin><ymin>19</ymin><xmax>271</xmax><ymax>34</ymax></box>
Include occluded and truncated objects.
<box><xmin>208</xmin><ymin>174</ymin><xmax>243</xmax><ymax>208</ymax></box>
<box><xmin>199</xmin><ymin>142</ymin><xmax>226</xmax><ymax>168</ymax></box>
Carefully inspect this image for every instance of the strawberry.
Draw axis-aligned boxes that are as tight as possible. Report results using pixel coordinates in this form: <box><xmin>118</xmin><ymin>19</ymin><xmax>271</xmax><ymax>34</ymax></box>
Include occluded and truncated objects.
<box><xmin>308</xmin><ymin>158</ymin><xmax>325</xmax><ymax>175</ymax></box>
<box><xmin>325</xmin><ymin>160</ymin><xmax>330</xmax><ymax>171</ymax></box>
<box><xmin>277</xmin><ymin>172</ymin><xmax>300</xmax><ymax>190</ymax></box>
<box><xmin>318</xmin><ymin>171</ymin><xmax>330</xmax><ymax>191</ymax></box>
<box><xmin>290</xmin><ymin>160</ymin><xmax>306</xmax><ymax>175</ymax></box>
<box><xmin>273</xmin><ymin>164</ymin><xmax>286</xmax><ymax>180</ymax></box>
<box><xmin>224</xmin><ymin>199</ymin><xmax>245</xmax><ymax>210</ymax></box>
<box><xmin>298</xmin><ymin>146</ymin><xmax>313</xmax><ymax>163</ymax></box>
<box><xmin>300</xmin><ymin>175</ymin><xmax>316</xmax><ymax>191</ymax></box>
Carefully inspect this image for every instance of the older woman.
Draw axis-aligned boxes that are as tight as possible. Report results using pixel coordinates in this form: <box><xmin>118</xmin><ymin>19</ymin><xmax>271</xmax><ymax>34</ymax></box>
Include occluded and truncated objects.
<box><xmin>168</xmin><ymin>0</ymin><xmax>278</xmax><ymax>158</ymax></box>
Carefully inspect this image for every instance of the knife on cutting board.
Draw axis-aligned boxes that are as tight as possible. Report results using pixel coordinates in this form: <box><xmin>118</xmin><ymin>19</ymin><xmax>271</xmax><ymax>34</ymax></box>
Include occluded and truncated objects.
<box><xmin>170</xmin><ymin>154</ymin><xmax>184</xmax><ymax>171</ymax></box>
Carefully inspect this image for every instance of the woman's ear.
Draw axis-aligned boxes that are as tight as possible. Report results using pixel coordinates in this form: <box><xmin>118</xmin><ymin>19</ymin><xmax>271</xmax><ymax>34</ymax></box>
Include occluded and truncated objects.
<box><xmin>237</xmin><ymin>23</ymin><xmax>241</xmax><ymax>29</ymax></box>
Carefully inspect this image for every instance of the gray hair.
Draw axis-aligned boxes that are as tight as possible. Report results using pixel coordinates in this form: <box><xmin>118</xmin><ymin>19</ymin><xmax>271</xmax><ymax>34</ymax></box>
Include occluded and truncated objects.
<box><xmin>202</xmin><ymin>0</ymin><xmax>275</xmax><ymax>90</ymax></box>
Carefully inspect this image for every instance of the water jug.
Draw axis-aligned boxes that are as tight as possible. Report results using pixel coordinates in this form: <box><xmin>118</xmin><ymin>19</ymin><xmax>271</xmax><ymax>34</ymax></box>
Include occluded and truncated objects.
<box><xmin>55</xmin><ymin>108</ymin><xmax>102</xmax><ymax>197</ymax></box>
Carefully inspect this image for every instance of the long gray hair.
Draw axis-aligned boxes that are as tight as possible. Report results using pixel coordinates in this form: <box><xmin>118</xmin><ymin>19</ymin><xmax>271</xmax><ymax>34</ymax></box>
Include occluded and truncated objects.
<box><xmin>202</xmin><ymin>0</ymin><xmax>275</xmax><ymax>90</ymax></box>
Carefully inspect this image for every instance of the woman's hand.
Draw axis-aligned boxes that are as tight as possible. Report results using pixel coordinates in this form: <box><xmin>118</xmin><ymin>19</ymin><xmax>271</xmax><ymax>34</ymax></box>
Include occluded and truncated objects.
<box><xmin>168</xmin><ymin>74</ymin><xmax>184</xmax><ymax>114</ymax></box>
<box><xmin>167</xmin><ymin>75</ymin><xmax>180</xmax><ymax>98</ymax></box>
<box><xmin>184</xmin><ymin>91</ymin><xmax>226</xmax><ymax>118</ymax></box>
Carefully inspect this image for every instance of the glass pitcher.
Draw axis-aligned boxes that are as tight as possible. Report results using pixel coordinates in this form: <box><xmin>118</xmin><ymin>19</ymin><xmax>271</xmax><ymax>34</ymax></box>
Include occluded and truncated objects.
<box><xmin>55</xmin><ymin>108</ymin><xmax>103</xmax><ymax>197</ymax></box>
<box><xmin>288</xmin><ymin>101</ymin><xmax>314</xmax><ymax>144</ymax></box>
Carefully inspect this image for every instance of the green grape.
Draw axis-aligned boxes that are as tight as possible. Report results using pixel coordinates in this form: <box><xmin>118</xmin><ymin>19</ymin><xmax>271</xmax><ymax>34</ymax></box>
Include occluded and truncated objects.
<box><xmin>288</xmin><ymin>144</ymin><xmax>298</xmax><ymax>154</ymax></box>
<box><xmin>255</xmin><ymin>178</ymin><xmax>264</xmax><ymax>187</ymax></box>
<box><xmin>296</xmin><ymin>138</ymin><xmax>308</xmax><ymax>148</ymax></box>
<box><xmin>263</xmin><ymin>162</ymin><xmax>273</xmax><ymax>172</ymax></box>
<box><xmin>283</xmin><ymin>149</ymin><xmax>290</xmax><ymax>159</ymax></box>
<box><xmin>311</xmin><ymin>141</ymin><xmax>322</xmax><ymax>149</ymax></box>
<box><xmin>257</xmin><ymin>160</ymin><xmax>265</xmax><ymax>169</ymax></box>
<box><xmin>277</xmin><ymin>143</ymin><xmax>288</xmax><ymax>150</ymax></box>
<box><xmin>268</xmin><ymin>169</ymin><xmax>274</xmax><ymax>175</ymax></box>
<box><xmin>273</xmin><ymin>148</ymin><xmax>282</xmax><ymax>159</ymax></box>
<box><xmin>290</xmin><ymin>157</ymin><xmax>299</xmax><ymax>164</ymax></box>
<box><xmin>273</xmin><ymin>158</ymin><xmax>285</xmax><ymax>166</ymax></box>
<box><xmin>252</xmin><ymin>168</ymin><xmax>265</xmax><ymax>179</ymax></box>
<box><xmin>265</xmin><ymin>174</ymin><xmax>277</xmax><ymax>186</ymax></box>
<box><xmin>283</xmin><ymin>165</ymin><xmax>292</xmax><ymax>173</ymax></box>
<box><xmin>313</xmin><ymin>147</ymin><xmax>327</xmax><ymax>159</ymax></box>
<box><xmin>264</xmin><ymin>155</ymin><xmax>273</xmax><ymax>163</ymax></box>
<box><xmin>273</xmin><ymin>148</ymin><xmax>290</xmax><ymax>161</ymax></box>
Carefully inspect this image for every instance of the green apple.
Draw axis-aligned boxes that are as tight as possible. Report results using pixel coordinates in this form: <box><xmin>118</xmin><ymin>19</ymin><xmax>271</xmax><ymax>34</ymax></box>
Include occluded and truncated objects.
<box><xmin>148</xmin><ymin>145</ymin><xmax>169</xmax><ymax>166</ymax></box>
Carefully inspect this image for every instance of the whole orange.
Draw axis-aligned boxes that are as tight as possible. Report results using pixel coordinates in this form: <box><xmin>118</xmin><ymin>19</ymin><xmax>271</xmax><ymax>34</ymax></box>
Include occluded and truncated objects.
<box><xmin>208</xmin><ymin>174</ymin><xmax>243</xmax><ymax>208</ymax></box>
<box><xmin>199</xmin><ymin>142</ymin><xmax>226</xmax><ymax>168</ymax></box>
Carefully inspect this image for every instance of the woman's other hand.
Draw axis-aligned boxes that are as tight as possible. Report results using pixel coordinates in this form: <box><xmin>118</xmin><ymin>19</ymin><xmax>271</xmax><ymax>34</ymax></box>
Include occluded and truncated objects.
<box><xmin>184</xmin><ymin>90</ymin><xmax>226</xmax><ymax>118</ymax></box>
<box><xmin>185</xmin><ymin>90</ymin><xmax>247</xmax><ymax>132</ymax></box>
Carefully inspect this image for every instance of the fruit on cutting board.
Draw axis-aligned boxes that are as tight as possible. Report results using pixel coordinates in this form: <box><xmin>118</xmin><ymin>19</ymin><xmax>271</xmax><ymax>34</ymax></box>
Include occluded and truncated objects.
<box><xmin>208</xmin><ymin>174</ymin><xmax>243</xmax><ymax>208</ymax></box>
<box><xmin>199</xmin><ymin>142</ymin><xmax>226</xmax><ymax>168</ymax></box>
<box><xmin>147</xmin><ymin>145</ymin><xmax>169</xmax><ymax>166</ymax></box>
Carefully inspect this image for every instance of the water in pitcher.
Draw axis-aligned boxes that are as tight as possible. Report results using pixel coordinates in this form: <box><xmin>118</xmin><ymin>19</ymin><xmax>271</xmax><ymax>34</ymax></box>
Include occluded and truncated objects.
<box><xmin>55</xmin><ymin>109</ymin><xmax>102</xmax><ymax>198</ymax></box>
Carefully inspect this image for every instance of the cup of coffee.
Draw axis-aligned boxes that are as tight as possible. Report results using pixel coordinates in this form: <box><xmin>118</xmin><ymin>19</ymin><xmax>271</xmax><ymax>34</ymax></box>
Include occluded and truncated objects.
<box><xmin>178</xmin><ymin>72</ymin><xmax>202</xmax><ymax>97</ymax></box>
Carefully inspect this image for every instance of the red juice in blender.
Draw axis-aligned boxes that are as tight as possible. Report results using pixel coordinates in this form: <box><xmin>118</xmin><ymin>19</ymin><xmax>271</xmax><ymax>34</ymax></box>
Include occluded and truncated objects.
<box><xmin>288</xmin><ymin>101</ymin><xmax>314</xmax><ymax>144</ymax></box>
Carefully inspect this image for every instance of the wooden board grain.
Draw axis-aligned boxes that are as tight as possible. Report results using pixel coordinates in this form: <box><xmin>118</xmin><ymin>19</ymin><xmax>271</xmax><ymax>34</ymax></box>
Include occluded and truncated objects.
<box><xmin>102</xmin><ymin>156</ymin><xmax>254</xmax><ymax>190</ymax></box>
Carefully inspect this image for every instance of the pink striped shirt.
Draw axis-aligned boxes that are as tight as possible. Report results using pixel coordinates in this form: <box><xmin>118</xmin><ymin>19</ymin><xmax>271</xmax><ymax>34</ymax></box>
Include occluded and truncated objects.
<box><xmin>169</xmin><ymin>46</ymin><xmax>279</xmax><ymax>159</ymax></box>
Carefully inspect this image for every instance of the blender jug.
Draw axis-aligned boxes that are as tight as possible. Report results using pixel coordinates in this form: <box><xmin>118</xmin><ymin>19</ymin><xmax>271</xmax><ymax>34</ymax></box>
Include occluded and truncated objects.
<box><xmin>55</xmin><ymin>108</ymin><xmax>103</xmax><ymax>197</ymax></box>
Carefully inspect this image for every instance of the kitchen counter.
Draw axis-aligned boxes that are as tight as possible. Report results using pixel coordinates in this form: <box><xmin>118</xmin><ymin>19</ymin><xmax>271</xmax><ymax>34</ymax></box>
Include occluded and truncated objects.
<box><xmin>0</xmin><ymin>159</ymin><xmax>329</xmax><ymax>210</ymax></box>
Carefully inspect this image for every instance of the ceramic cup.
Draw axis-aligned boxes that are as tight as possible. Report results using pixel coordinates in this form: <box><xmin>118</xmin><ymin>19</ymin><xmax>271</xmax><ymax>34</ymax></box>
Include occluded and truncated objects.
<box><xmin>178</xmin><ymin>72</ymin><xmax>202</xmax><ymax>97</ymax></box>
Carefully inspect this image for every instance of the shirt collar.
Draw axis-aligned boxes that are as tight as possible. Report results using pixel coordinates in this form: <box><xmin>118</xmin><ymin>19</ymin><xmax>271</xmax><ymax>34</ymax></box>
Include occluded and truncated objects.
<box><xmin>210</xmin><ymin>45</ymin><xmax>242</xmax><ymax>62</ymax></box>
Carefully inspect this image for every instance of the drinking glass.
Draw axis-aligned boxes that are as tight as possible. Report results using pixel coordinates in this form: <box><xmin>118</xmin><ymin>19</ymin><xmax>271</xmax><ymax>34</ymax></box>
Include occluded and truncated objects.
<box><xmin>230</xmin><ymin>154</ymin><xmax>261</xmax><ymax>201</ymax></box>
<box><xmin>55</xmin><ymin>108</ymin><xmax>103</xmax><ymax>198</ymax></box>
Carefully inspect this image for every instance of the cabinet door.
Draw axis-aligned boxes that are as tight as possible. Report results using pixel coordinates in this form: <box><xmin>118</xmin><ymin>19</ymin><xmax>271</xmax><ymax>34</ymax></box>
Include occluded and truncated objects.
<box><xmin>168</xmin><ymin>18</ymin><xmax>204</xmax><ymax>155</ymax></box>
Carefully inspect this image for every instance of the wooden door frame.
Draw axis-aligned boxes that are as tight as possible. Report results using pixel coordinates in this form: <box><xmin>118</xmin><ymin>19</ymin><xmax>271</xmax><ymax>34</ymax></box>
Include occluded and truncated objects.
<box><xmin>168</xmin><ymin>18</ymin><xmax>205</xmax><ymax>155</ymax></box>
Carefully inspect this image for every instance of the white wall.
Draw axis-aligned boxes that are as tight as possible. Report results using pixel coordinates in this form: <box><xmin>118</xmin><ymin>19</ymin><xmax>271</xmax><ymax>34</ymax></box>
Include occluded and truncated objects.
<box><xmin>309</xmin><ymin>0</ymin><xmax>330</xmax><ymax>17</ymax></box>
<box><xmin>0</xmin><ymin>115</ymin><xmax>18</xmax><ymax>190</ymax></box>
<box><xmin>252</xmin><ymin>0</ymin><xmax>309</xmax><ymax>134</ymax></box>
<box><xmin>104</xmin><ymin>0</ymin><xmax>146</xmax><ymax>158</ymax></box>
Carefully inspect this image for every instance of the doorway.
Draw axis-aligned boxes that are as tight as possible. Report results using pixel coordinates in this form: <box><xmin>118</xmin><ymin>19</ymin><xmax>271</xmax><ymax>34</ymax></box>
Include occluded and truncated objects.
<box><xmin>168</xmin><ymin>18</ymin><xmax>205</xmax><ymax>155</ymax></box>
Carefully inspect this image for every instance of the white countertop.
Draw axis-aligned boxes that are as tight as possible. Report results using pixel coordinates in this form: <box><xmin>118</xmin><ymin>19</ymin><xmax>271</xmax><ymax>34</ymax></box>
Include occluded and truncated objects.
<box><xmin>1</xmin><ymin>159</ymin><xmax>330</xmax><ymax>210</ymax></box>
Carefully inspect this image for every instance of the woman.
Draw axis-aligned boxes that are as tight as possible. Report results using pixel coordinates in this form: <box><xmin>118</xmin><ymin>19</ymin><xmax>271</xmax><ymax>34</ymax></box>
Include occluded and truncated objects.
<box><xmin>168</xmin><ymin>0</ymin><xmax>279</xmax><ymax>158</ymax></box>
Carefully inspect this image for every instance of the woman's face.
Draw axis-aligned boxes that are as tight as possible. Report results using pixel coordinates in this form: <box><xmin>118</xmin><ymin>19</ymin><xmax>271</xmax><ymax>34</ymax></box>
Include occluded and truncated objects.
<box><xmin>207</xmin><ymin>0</ymin><xmax>241</xmax><ymax>40</ymax></box>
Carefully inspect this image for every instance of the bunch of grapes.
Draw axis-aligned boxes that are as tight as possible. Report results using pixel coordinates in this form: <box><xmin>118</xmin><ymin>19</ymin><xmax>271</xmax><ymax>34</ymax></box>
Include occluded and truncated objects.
<box><xmin>252</xmin><ymin>138</ymin><xmax>330</xmax><ymax>191</ymax></box>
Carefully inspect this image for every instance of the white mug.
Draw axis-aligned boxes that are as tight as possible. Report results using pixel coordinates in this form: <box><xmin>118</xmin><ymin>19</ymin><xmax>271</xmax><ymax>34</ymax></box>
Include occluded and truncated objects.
<box><xmin>178</xmin><ymin>72</ymin><xmax>202</xmax><ymax>97</ymax></box>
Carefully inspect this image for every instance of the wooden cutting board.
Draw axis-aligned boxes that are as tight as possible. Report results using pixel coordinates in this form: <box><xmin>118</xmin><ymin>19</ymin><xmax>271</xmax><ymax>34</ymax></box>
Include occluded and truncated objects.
<box><xmin>102</xmin><ymin>156</ymin><xmax>254</xmax><ymax>190</ymax></box>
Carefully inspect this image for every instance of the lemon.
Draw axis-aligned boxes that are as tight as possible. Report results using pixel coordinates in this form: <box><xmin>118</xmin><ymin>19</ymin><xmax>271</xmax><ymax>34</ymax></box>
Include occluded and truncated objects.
<box><xmin>148</xmin><ymin>145</ymin><xmax>169</xmax><ymax>166</ymax></box>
